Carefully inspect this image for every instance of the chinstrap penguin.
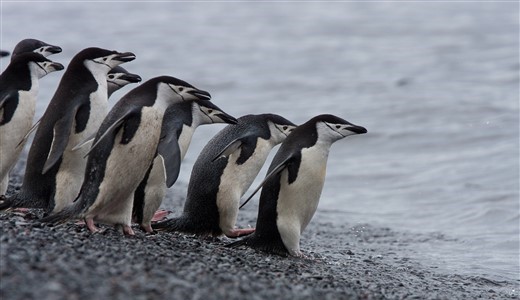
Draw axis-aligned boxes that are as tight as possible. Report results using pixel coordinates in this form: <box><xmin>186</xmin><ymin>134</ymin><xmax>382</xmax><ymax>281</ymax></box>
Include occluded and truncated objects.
<box><xmin>14</xmin><ymin>66</ymin><xmax>142</xmax><ymax>158</ymax></box>
<box><xmin>133</xmin><ymin>99</ymin><xmax>238</xmax><ymax>233</ymax></box>
<box><xmin>107</xmin><ymin>66</ymin><xmax>142</xmax><ymax>98</ymax></box>
<box><xmin>0</xmin><ymin>53</ymin><xmax>64</xmax><ymax>195</ymax></box>
<box><xmin>153</xmin><ymin>114</ymin><xmax>296</xmax><ymax>238</ymax></box>
<box><xmin>39</xmin><ymin>76</ymin><xmax>212</xmax><ymax>235</ymax></box>
<box><xmin>11</xmin><ymin>38</ymin><xmax>62</xmax><ymax>61</ymax></box>
<box><xmin>0</xmin><ymin>47</ymin><xmax>136</xmax><ymax>212</ymax></box>
<box><xmin>227</xmin><ymin>114</ymin><xmax>367</xmax><ymax>256</ymax></box>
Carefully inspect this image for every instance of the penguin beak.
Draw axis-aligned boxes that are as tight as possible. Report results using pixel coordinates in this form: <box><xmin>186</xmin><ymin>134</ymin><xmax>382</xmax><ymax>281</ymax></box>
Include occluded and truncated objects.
<box><xmin>120</xmin><ymin>73</ymin><xmax>142</xmax><ymax>83</ymax></box>
<box><xmin>189</xmin><ymin>89</ymin><xmax>212</xmax><ymax>101</ymax></box>
<box><xmin>216</xmin><ymin>112</ymin><xmax>238</xmax><ymax>125</ymax></box>
<box><xmin>346</xmin><ymin>125</ymin><xmax>367</xmax><ymax>135</ymax></box>
<box><xmin>114</xmin><ymin>52</ymin><xmax>136</xmax><ymax>62</ymax></box>
<box><xmin>51</xmin><ymin>62</ymin><xmax>65</xmax><ymax>71</ymax></box>
<box><xmin>0</xmin><ymin>50</ymin><xmax>9</xmax><ymax>57</ymax></box>
<box><xmin>47</xmin><ymin>45</ymin><xmax>62</xmax><ymax>54</ymax></box>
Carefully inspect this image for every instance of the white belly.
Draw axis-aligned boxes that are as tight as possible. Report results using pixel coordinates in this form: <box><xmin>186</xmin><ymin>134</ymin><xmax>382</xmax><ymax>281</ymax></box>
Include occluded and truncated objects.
<box><xmin>53</xmin><ymin>89</ymin><xmax>108</xmax><ymax>211</ymax></box>
<box><xmin>276</xmin><ymin>146</ymin><xmax>329</xmax><ymax>255</ymax></box>
<box><xmin>86</xmin><ymin>107</ymin><xmax>162</xmax><ymax>226</ymax></box>
<box><xmin>0</xmin><ymin>89</ymin><xmax>37</xmax><ymax>194</ymax></box>
<box><xmin>217</xmin><ymin>138</ymin><xmax>275</xmax><ymax>235</ymax></box>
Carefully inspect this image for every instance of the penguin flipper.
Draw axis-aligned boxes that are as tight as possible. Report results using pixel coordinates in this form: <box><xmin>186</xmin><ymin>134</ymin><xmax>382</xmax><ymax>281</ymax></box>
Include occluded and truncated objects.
<box><xmin>72</xmin><ymin>132</ymin><xmax>95</xmax><ymax>151</ymax></box>
<box><xmin>42</xmin><ymin>113</ymin><xmax>75</xmax><ymax>174</ymax></box>
<box><xmin>0</xmin><ymin>91</ymin><xmax>14</xmax><ymax>108</ymax></box>
<box><xmin>0</xmin><ymin>91</ymin><xmax>18</xmax><ymax>125</ymax></box>
<box><xmin>157</xmin><ymin>132</ymin><xmax>181</xmax><ymax>188</ymax></box>
<box><xmin>84</xmin><ymin>106</ymin><xmax>139</xmax><ymax>158</ymax></box>
<box><xmin>212</xmin><ymin>138</ymin><xmax>243</xmax><ymax>162</ymax></box>
<box><xmin>16</xmin><ymin>117</ymin><xmax>41</xmax><ymax>148</ymax></box>
<box><xmin>240</xmin><ymin>156</ymin><xmax>293</xmax><ymax>209</ymax></box>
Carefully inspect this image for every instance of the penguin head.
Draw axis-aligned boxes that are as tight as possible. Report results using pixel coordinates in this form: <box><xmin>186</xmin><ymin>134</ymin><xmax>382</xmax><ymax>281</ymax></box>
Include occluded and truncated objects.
<box><xmin>265</xmin><ymin>114</ymin><xmax>297</xmax><ymax>144</ymax></box>
<box><xmin>77</xmin><ymin>47</ymin><xmax>136</xmax><ymax>75</ymax></box>
<box><xmin>313</xmin><ymin>114</ymin><xmax>367</xmax><ymax>143</ymax></box>
<box><xmin>11</xmin><ymin>38</ymin><xmax>62</xmax><ymax>60</ymax></box>
<box><xmin>192</xmin><ymin>99</ymin><xmax>238</xmax><ymax>125</ymax></box>
<box><xmin>107</xmin><ymin>66</ymin><xmax>142</xmax><ymax>97</ymax></box>
<box><xmin>153</xmin><ymin>76</ymin><xmax>212</xmax><ymax>103</ymax></box>
<box><xmin>12</xmin><ymin>52</ymin><xmax>64</xmax><ymax>79</ymax></box>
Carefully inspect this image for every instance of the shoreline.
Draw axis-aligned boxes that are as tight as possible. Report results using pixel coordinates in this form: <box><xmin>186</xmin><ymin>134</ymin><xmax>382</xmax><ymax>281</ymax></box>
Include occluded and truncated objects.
<box><xmin>1</xmin><ymin>179</ymin><xmax>518</xmax><ymax>299</ymax></box>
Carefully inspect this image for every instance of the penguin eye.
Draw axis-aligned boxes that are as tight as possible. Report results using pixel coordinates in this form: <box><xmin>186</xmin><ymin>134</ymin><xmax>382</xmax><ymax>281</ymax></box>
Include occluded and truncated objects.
<box><xmin>283</xmin><ymin>126</ymin><xmax>288</xmax><ymax>130</ymax></box>
<box><xmin>108</xmin><ymin>75</ymin><xmax>115</xmax><ymax>79</ymax></box>
<box><xmin>178</xmin><ymin>87</ymin><xmax>184</xmax><ymax>92</ymax></box>
<box><xmin>39</xmin><ymin>48</ymin><xmax>44</xmax><ymax>52</ymax></box>
<box><xmin>336</xmin><ymin>125</ymin><xmax>341</xmax><ymax>129</ymax></box>
<box><xmin>207</xmin><ymin>109</ymin><xmax>213</xmax><ymax>114</ymax></box>
<box><xmin>103</xmin><ymin>58</ymin><xmax>108</xmax><ymax>62</ymax></box>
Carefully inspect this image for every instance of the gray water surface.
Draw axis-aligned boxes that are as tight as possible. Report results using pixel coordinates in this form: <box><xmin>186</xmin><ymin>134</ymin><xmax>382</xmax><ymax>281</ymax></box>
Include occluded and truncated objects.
<box><xmin>1</xmin><ymin>2</ymin><xmax>518</xmax><ymax>282</ymax></box>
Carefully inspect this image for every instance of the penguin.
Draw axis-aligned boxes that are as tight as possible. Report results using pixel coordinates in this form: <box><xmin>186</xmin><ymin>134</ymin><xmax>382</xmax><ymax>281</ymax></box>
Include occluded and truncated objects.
<box><xmin>107</xmin><ymin>66</ymin><xmax>142</xmax><ymax>98</ymax></box>
<box><xmin>14</xmin><ymin>66</ymin><xmax>142</xmax><ymax>156</ymax></box>
<box><xmin>39</xmin><ymin>76</ymin><xmax>212</xmax><ymax>235</ymax></box>
<box><xmin>152</xmin><ymin>114</ymin><xmax>296</xmax><ymax>238</ymax></box>
<box><xmin>133</xmin><ymin>99</ymin><xmax>238</xmax><ymax>233</ymax></box>
<box><xmin>227</xmin><ymin>114</ymin><xmax>367</xmax><ymax>257</ymax></box>
<box><xmin>11</xmin><ymin>38</ymin><xmax>62</xmax><ymax>61</ymax></box>
<box><xmin>0</xmin><ymin>47</ymin><xmax>136</xmax><ymax>212</ymax></box>
<box><xmin>1</xmin><ymin>50</ymin><xmax>9</xmax><ymax>58</ymax></box>
<box><xmin>0</xmin><ymin>53</ymin><xmax>64</xmax><ymax>195</ymax></box>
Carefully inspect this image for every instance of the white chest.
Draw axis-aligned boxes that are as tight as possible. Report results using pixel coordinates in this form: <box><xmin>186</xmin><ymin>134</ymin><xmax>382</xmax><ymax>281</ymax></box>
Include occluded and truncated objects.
<box><xmin>219</xmin><ymin>138</ymin><xmax>274</xmax><ymax>197</ymax></box>
<box><xmin>88</xmin><ymin>107</ymin><xmax>164</xmax><ymax>220</ymax></box>
<box><xmin>276</xmin><ymin>146</ymin><xmax>330</xmax><ymax>233</ymax></box>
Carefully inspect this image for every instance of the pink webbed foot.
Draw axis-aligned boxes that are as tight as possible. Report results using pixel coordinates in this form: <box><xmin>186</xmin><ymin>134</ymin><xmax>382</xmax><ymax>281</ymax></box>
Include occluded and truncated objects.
<box><xmin>85</xmin><ymin>218</ymin><xmax>100</xmax><ymax>233</ymax></box>
<box><xmin>151</xmin><ymin>209</ymin><xmax>171</xmax><ymax>222</ymax></box>
<box><xmin>114</xmin><ymin>224</ymin><xmax>135</xmax><ymax>235</ymax></box>
<box><xmin>225</xmin><ymin>227</ymin><xmax>256</xmax><ymax>238</ymax></box>
<box><xmin>123</xmin><ymin>225</ymin><xmax>135</xmax><ymax>236</ymax></box>
<box><xmin>141</xmin><ymin>223</ymin><xmax>154</xmax><ymax>234</ymax></box>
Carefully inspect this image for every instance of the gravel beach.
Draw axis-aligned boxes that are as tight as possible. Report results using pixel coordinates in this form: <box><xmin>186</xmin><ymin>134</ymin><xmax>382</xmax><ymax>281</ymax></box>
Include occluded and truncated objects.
<box><xmin>1</xmin><ymin>176</ymin><xmax>518</xmax><ymax>300</ymax></box>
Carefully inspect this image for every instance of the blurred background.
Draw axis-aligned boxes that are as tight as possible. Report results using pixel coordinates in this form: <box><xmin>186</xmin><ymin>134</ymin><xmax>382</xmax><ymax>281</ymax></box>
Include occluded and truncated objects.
<box><xmin>1</xmin><ymin>1</ymin><xmax>518</xmax><ymax>281</ymax></box>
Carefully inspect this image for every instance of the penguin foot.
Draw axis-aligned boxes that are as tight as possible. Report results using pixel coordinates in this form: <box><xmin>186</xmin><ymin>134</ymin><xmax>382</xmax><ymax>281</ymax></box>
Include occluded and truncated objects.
<box><xmin>85</xmin><ymin>218</ymin><xmax>100</xmax><ymax>233</ymax></box>
<box><xmin>151</xmin><ymin>210</ymin><xmax>171</xmax><ymax>222</ymax></box>
<box><xmin>225</xmin><ymin>227</ymin><xmax>256</xmax><ymax>238</ymax></box>
<box><xmin>114</xmin><ymin>224</ymin><xmax>135</xmax><ymax>235</ymax></box>
<box><xmin>141</xmin><ymin>223</ymin><xmax>154</xmax><ymax>234</ymax></box>
<box><xmin>123</xmin><ymin>225</ymin><xmax>135</xmax><ymax>236</ymax></box>
<box><xmin>291</xmin><ymin>250</ymin><xmax>309</xmax><ymax>259</ymax></box>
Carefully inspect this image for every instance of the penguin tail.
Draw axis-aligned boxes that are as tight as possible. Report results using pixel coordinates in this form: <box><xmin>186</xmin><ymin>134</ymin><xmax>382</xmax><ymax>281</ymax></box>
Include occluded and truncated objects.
<box><xmin>0</xmin><ymin>192</ymin><xmax>49</xmax><ymax>210</ymax></box>
<box><xmin>225</xmin><ymin>235</ymin><xmax>290</xmax><ymax>257</ymax></box>
<box><xmin>225</xmin><ymin>236</ymin><xmax>251</xmax><ymax>248</ymax></box>
<box><xmin>152</xmin><ymin>215</ymin><xmax>222</xmax><ymax>237</ymax></box>
<box><xmin>151</xmin><ymin>217</ymin><xmax>186</xmax><ymax>232</ymax></box>
<box><xmin>38</xmin><ymin>205</ymin><xmax>79</xmax><ymax>225</ymax></box>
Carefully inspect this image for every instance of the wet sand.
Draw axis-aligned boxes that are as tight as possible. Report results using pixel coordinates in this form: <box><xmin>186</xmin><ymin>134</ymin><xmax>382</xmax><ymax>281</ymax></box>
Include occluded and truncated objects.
<box><xmin>1</xmin><ymin>177</ymin><xmax>518</xmax><ymax>300</ymax></box>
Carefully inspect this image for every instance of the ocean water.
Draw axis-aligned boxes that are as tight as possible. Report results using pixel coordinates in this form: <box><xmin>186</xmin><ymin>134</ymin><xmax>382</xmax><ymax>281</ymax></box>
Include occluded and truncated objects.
<box><xmin>1</xmin><ymin>2</ymin><xmax>518</xmax><ymax>282</ymax></box>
